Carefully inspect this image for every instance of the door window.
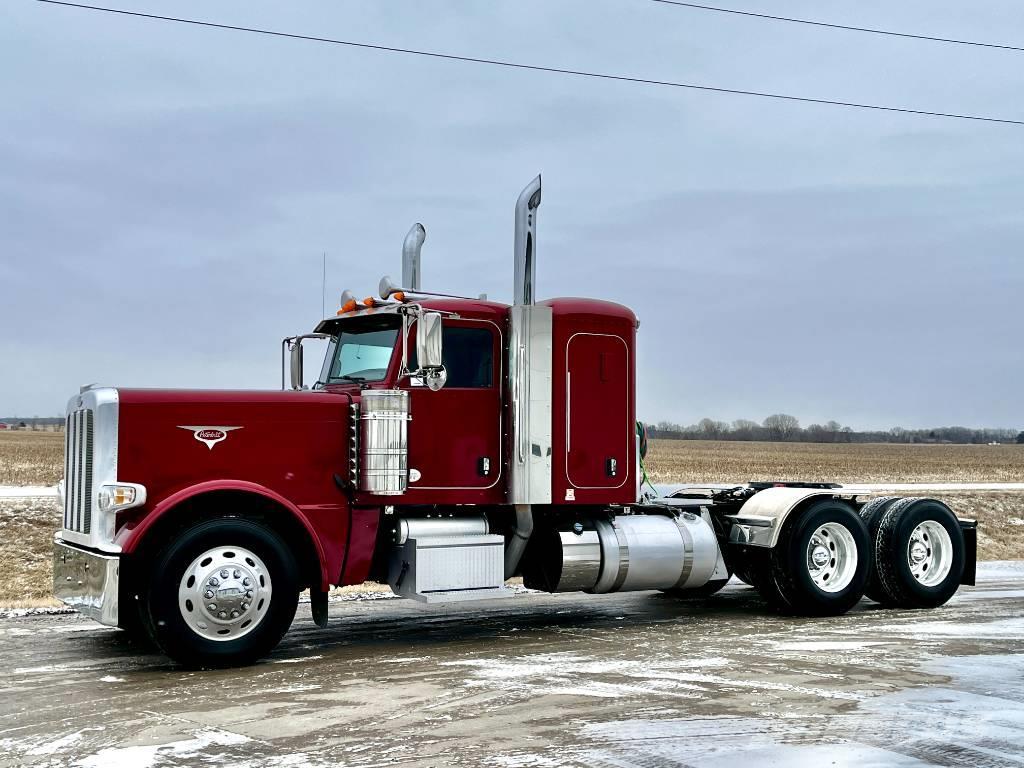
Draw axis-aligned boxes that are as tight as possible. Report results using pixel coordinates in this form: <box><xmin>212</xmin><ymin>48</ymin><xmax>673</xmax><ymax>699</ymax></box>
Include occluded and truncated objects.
<box><xmin>411</xmin><ymin>326</ymin><xmax>494</xmax><ymax>388</ymax></box>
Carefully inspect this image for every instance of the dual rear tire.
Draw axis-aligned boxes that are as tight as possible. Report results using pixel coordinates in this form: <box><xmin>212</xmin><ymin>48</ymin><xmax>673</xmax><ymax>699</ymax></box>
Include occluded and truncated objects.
<box><xmin>744</xmin><ymin>495</ymin><xmax>965</xmax><ymax>616</ymax></box>
<box><xmin>859</xmin><ymin>496</ymin><xmax>964</xmax><ymax>608</ymax></box>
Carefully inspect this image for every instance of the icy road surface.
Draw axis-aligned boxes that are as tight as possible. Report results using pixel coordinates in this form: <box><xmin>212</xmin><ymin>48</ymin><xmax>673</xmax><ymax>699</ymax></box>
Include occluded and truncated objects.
<box><xmin>2</xmin><ymin>564</ymin><xmax>1023</xmax><ymax>767</ymax></box>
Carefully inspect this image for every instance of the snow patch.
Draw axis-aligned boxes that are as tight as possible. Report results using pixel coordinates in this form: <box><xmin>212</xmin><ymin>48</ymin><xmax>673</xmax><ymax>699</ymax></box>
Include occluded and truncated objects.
<box><xmin>0</xmin><ymin>606</ymin><xmax>75</xmax><ymax>619</ymax></box>
<box><xmin>0</xmin><ymin>485</ymin><xmax>58</xmax><ymax>498</ymax></box>
<box><xmin>27</xmin><ymin>730</ymin><xmax>86</xmax><ymax>756</ymax></box>
<box><xmin>859</xmin><ymin>617</ymin><xmax>1024</xmax><ymax>640</ymax></box>
<box><xmin>272</xmin><ymin>655</ymin><xmax>324</xmax><ymax>664</ymax></box>
<box><xmin>266</xmin><ymin>683</ymin><xmax>321</xmax><ymax>693</ymax></box>
<box><xmin>772</xmin><ymin>640</ymin><xmax>890</xmax><ymax>652</ymax></box>
<box><xmin>439</xmin><ymin>653</ymin><xmax>869</xmax><ymax>702</ymax></box>
<box><xmin>74</xmin><ymin>728</ymin><xmax>250</xmax><ymax>768</ymax></box>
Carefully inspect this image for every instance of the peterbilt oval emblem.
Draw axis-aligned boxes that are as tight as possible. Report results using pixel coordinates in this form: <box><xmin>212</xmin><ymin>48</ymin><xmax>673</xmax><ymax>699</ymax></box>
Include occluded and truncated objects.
<box><xmin>177</xmin><ymin>425</ymin><xmax>242</xmax><ymax>450</ymax></box>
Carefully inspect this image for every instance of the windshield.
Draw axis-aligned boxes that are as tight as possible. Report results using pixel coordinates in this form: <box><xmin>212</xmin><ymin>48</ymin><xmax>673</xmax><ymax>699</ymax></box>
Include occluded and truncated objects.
<box><xmin>320</xmin><ymin>320</ymin><xmax>400</xmax><ymax>384</ymax></box>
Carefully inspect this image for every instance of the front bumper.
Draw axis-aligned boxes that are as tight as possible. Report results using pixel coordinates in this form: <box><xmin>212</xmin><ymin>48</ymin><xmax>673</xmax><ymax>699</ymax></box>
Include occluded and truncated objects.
<box><xmin>53</xmin><ymin>539</ymin><xmax>120</xmax><ymax>626</ymax></box>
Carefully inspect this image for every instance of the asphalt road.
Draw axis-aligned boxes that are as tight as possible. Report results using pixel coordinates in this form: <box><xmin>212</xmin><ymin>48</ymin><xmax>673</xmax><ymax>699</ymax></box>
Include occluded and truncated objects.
<box><xmin>2</xmin><ymin>564</ymin><xmax>1023</xmax><ymax>767</ymax></box>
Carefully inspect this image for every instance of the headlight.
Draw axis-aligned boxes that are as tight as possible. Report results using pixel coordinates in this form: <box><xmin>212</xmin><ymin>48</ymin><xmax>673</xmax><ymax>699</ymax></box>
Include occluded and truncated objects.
<box><xmin>97</xmin><ymin>483</ymin><xmax>146</xmax><ymax>512</ymax></box>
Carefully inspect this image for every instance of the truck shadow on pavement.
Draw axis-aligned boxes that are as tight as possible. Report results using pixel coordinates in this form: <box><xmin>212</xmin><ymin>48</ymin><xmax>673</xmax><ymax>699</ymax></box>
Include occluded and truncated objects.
<box><xmin>68</xmin><ymin>583</ymin><xmax>890</xmax><ymax>672</ymax></box>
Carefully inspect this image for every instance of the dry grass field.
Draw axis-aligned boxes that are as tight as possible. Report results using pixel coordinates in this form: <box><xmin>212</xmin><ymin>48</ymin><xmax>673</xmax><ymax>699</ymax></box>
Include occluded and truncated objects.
<box><xmin>0</xmin><ymin>431</ymin><xmax>63</xmax><ymax>486</ymax></box>
<box><xmin>0</xmin><ymin>498</ymin><xmax>57</xmax><ymax>606</ymax></box>
<box><xmin>0</xmin><ymin>433</ymin><xmax>1021</xmax><ymax>606</ymax></box>
<box><xmin>646</xmin><ymin>438</ymin><xmax>1024</xmax><ymax>485</ymax></box>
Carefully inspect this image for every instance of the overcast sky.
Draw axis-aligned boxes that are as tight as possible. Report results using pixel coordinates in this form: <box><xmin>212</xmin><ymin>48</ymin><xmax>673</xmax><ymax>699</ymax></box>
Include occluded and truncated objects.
<box><xmin>2</xmin><ymin>0</ymin><xmax>1022</xmax><ymax>429</ymax></box>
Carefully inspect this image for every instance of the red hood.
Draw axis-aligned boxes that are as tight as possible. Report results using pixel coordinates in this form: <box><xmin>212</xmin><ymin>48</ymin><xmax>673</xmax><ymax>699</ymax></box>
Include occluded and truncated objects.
<box><xmin>116</xmin><ymin>387</ymin><xmax>351</xmax><ymax>517</ymax></box>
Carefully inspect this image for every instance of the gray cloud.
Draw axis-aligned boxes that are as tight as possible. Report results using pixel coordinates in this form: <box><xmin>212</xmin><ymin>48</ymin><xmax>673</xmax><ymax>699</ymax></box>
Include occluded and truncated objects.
<box><xmin>1</xmin><ymin>0</ymin><xmax>1021</xmax><ymax>429</ymax></box>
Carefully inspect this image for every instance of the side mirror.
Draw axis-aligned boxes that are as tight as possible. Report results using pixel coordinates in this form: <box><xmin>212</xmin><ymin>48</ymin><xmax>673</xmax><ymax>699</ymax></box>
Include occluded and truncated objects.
<box><xmin>289</xmin><ymin>341</ymin><xmax>304</xmax><ymax>390</ymax></box>
<box><xmin>416</xmin><ymin>312</ymin><xmax>444</xmax><ymax>370</ymax></box>
<box><xmin>424</xmin><ymin>367</ymin><xmax>447</xmax><ymax>392</ymax></box>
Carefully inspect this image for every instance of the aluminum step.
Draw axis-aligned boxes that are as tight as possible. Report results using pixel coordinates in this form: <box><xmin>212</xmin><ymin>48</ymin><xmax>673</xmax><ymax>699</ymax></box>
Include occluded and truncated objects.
<box><xmin>408</xmin><ymin>586</ymin><xmax>517</xmax><ymax>604</ymax></box>
<box><xmin>388</xmin><ymin>533</ymin><xmax>509</xmax><ymax>603</ymax></box>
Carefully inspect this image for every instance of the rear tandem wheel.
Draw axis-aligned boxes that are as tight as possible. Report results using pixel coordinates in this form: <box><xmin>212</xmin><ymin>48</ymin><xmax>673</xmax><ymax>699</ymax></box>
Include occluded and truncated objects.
<box><xmin>861</xmin><ymin>497</ymin><xmax>965</xmax><ymax>609</ymax></box>
<box><xmin>748</xmin><ymin>499</ymin><xmax>871</xmax><ymax>616</ymax></box>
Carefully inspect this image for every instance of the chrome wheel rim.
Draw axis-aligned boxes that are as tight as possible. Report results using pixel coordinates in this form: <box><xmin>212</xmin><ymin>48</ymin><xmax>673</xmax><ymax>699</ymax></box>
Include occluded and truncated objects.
<box><xmin>178</xmin><ymin>546</ymin><xmax>272</xmax><ymax>641</ymax></box>
<box><xmin>907</xmin><ymin>521</ymin><xmax>953</xmax><ymax>587</ymax></box>
<box><xmin>806</xmin><ymin>522</ymin><xmax>858</xmax><ymax>593</ymax></box>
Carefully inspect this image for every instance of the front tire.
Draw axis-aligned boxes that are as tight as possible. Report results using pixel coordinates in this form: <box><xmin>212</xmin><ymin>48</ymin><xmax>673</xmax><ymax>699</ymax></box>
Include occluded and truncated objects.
<box><xmin>755</xmin><ymin>500</ymin><xmax>871</xmax><ymax>616</ymax></box>
<box><xmin>142</xmin><ymin>518</ymin><xmax>300</xmax><ymax>667</ymax></box>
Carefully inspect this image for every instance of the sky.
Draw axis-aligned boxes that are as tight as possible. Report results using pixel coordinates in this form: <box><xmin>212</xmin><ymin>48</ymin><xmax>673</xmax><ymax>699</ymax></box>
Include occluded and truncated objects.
<box><xmin>1</xmin><ymin>0</ymin><xmax>1022</xmax><ymax>430</ymax></box>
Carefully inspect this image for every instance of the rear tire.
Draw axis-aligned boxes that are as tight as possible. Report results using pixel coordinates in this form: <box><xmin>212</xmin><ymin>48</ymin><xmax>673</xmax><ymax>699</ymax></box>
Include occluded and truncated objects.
<box><xmin>858</xmin><ymin>496</ymin><xmax>901</xmax><ymax>605</ymax></box>
<box><xmin>874</xmin><ymin>498</ymin><xmax>964</xmax><ymax>609</ymax></box>
<box><xmin>142</xmin><ymin>518</ymin><xmax>300</xmax><ymax>668</ymax></box>
<box><xmin>755</xmin><ymin>500</ymin><xmax>870</xmax><ymax>616</ymax></box>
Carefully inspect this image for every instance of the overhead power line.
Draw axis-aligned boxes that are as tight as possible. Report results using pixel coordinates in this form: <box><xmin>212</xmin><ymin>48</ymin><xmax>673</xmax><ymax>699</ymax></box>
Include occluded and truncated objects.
<box><xmin>35</xmin><ymin>0</ymin><xmax>1024</xmax><ymax>127</ymax></box>
<box><xmin>648</xmin><ymin>1</ymin><xmax>1024</xmax><ymax>53</ymax></box>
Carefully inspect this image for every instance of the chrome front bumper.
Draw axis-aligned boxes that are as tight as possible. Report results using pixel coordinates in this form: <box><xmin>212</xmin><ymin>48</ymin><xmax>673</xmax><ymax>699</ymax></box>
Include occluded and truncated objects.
<box><xmin>53</xmin><ymin>539</ymin><xmax>120</xmax><ymax>626</ymax></box>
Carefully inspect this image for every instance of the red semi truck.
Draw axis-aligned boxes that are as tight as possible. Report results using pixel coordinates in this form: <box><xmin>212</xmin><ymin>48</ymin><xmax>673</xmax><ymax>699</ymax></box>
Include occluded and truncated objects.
<box><xmin>54</xmin><ymin>177</ymin><xmax>976</xmax><ymax>666</ymax></box>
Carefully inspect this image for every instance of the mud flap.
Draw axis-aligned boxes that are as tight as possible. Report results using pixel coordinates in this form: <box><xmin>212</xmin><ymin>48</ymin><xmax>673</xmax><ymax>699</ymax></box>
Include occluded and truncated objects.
<box><xmin>311</xmin><ymin>588</ymin><xmax>329</xmax><ymax>628</ymax></box>
<box><xmin>960</xmin><ymin>521</ymin><xmax>977</xmax><ymax>586</ymax></box>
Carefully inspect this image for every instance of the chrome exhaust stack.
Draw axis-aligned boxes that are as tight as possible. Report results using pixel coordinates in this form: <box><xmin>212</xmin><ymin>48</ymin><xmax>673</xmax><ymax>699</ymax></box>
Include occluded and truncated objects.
<box><xmin>513</xmin><ymin>175</ymin><xmax>541</xmax><ymax>306</ymax></box>
<box><xmin>506</xmin><ymin>175</ymin><xmax>549</xmax><ymax>576</ymax></box>
<box><xmin>402</xmin><ymin>223</ymin><xmax>425</xmax><ymax>292</ymax></box>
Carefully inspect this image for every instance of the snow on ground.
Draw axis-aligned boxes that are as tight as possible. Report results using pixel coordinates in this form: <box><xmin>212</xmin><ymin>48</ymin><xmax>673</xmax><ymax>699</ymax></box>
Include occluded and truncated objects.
<box><xmin>0</xmin><ymin>485</ymin><xmax>57</xmax><ymax>498</ymax></box>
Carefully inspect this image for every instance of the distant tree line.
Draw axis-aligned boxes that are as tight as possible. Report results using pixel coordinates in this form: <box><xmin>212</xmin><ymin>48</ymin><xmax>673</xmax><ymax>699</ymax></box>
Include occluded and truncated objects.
<box><xmin>646</xmin><ymin>414</ymin><xmax>1022</xmax><ymax>445</ymax></box>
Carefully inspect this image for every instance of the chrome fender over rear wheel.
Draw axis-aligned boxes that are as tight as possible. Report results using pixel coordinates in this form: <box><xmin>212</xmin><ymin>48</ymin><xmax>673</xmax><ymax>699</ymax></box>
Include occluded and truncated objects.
<box><xmin>751</xmin><ymin>499</ymin><xmax>871</xmax><ymax>616</ymax></box>
<box><xmin>142</xmin><ymin>518</ymin><xmax>300</xmax><ymax>667</ymax></box>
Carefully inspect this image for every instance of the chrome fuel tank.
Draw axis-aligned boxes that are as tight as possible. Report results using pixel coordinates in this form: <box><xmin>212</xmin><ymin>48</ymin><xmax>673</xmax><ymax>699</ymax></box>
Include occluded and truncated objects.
<box><xmin>523</xmin><ymin>512</ymin><xmax>722</xmax><ymax>594</ymax></box>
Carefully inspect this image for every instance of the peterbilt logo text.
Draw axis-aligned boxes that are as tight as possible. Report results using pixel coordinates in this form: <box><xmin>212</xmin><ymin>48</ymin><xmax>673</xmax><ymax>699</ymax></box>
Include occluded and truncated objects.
<box><xmin>177</xmin><ymin>425</ymin><xmax>242</xmax><ymax>450</ymax></box>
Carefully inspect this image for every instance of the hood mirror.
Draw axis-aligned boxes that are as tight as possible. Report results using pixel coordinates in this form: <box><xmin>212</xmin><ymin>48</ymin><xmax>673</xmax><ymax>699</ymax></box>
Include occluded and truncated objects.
<box><xmin>289</xmin><ymin>341</ymin><xmax>304</xmax><ymax>390</ymax></box>
<box><xmin>281</xmin><ymin>333</ymin><xmax>329</xmax><ymax>391</ymax></box>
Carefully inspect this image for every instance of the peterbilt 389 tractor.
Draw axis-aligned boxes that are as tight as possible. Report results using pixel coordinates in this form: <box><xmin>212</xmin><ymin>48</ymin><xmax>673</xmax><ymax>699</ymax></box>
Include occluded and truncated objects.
<box><xmin>54</xmin><ymin>177</ymin><xmax>977</xmax><ymax>667</ymax></box>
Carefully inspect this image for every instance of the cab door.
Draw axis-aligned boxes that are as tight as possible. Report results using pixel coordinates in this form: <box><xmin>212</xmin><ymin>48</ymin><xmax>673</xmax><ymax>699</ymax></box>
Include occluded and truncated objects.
<box><xmin>404</xmin><ymin>320</ymin><xmax>503</xmax><ymax>498</ymax></box>
<box><xmin>566</xmin><ymin>332</ymin><xmax>630</xmax><ymax>489</ymax></box>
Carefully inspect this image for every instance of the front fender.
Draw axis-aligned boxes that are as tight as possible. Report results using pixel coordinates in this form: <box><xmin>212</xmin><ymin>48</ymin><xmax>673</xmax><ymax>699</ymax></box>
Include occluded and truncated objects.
<box><xmin>116</xmin><ymin>479</ymin><xmax>333</xmax><ymax>590</ymax></box>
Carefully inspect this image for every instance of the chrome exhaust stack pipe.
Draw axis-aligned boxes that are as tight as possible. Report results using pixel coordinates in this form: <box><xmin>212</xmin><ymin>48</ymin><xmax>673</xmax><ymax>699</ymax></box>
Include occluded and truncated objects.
<box><xmin>513</xmin><ymin>175</ymin><xmax>541</xmax><ymax>305</ymax></box>
<box><xmin>506</xmin><ymin>174</ymin><xmax>546</xmax><ymax>577</ymax></box>
<box><xmin>402</xmin><ymin>223</ymin><xmax>425</xmax><ymax>292</ymax></box>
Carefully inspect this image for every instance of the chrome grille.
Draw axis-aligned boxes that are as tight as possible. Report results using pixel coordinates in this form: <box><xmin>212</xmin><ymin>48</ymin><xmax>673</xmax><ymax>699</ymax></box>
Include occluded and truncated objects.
<box><xmin>64</xmin><ymin>408</ymin><xmax>94</xmax><ymax>534</ymax></box>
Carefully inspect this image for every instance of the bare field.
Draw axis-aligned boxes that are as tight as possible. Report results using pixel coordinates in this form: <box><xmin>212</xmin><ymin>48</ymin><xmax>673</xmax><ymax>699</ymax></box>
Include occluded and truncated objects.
<box><xmin>0</xmin><ymin>434</ymin><xmax>1021</xmax><ymax>606</ymax></box>
<box><xmin>0</xmin><ymin>498</ymin><xmax>59</xmax><ymax>604</ymax></box>
<box><xmin>2</xmin><ymin>493</ymin><xmax>1021</xmax><ymax>607</ymax></box>
<box><xmin>646</xmin><ymin>438</ymin><xmax>1024</xmax><ymax>484</ymax></box>
<box><xmin>0</xmin><ymin>431</ymin><xmax>63</xmax><ymax>486</ymax></box>
<box><xmin>4</xmin><ymin>433</ymin><xmax>1022</xmax><ymax>489</ymax></box>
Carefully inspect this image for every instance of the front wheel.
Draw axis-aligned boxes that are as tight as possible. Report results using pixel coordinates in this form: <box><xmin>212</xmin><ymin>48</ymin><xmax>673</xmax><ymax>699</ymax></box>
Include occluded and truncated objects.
<box><xmin>755</xmin><ymin>500</ymin><xmax>871</xmax><ymax>616</ymax></box>
<box><xmin>142</xmin><ymin>518</ymin><xmax>300</xmax><ymax>667</ymax></box>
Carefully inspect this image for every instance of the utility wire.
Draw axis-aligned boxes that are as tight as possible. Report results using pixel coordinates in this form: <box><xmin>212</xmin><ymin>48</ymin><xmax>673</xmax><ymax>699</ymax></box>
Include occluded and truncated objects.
<box><xmin>649</xmin><ymin>1</ymin><xmax>1024</xmax><ymax>53</ymax></box>
<box><xmin>35</xmin><ymin>0</ymin><xmax>1024</xmax><ymax>127</ymax></box>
